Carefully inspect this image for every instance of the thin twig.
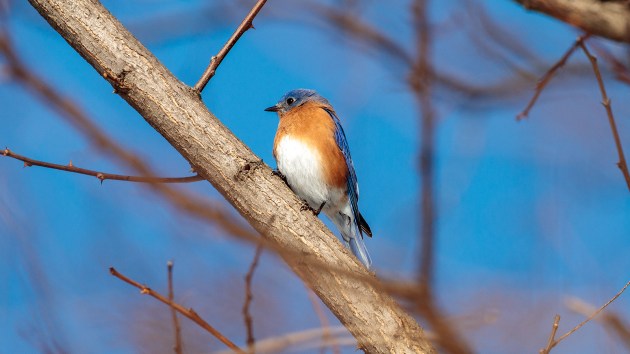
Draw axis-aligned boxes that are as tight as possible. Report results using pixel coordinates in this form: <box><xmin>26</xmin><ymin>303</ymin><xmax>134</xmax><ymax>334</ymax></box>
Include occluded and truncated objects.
<box><xmin>579</xmin><ymin>42</ymin><xmax>630</xmax><ymax>191</ymax></box>
<box><xmin>1</xmin><ymin>148</ymin><xmax>203</xmax><ymax>184</ymax></box>
<box><xmin>540</xmin><ymin>315</ymin><xmax>560</xmax><ymax>354</ymax></box>
<box><xmin>566</xmin><ymin>297</ymin><xmax>630</xmax><ymax>350</ymax></box>
<box><xmin>167</xmin><ymin>261</ymin><xmax>183</xmax><ymax>354</ymax></box>
<box><xmin>543</xmin><ymin>280</ymin><xmax>630</xmax><ymax>353</ymax></box>
<box><xmin>243</xmin><ymin>244</ymin><xmax>263</xmax><ymax>352</ymax></box>
<box><xmin>109</xmin><ymin>267</ymin><xmax>245</xmax><ymax>354</ymax></box>
<box><xmin>193</xmin><ymin>0</ymin><xmax>268</xmax><ymax>93</ymax></box>
<box><xmin>517</xmin><ymin>34</ymin><xmax>591</xmax><ymax>120</ymax></box>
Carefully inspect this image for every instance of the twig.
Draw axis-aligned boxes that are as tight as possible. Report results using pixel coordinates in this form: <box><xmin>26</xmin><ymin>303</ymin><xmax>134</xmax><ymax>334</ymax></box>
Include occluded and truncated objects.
<box><xmin>540</xmin><ymin>315</ymin><xmax>560</xmax><ymax>354</ymax></box>
<box><xmin>109</xmin><ymin>267</ymin><xmax>245</xmax><ymax>354</ymax></box>
<box><xmin>542</xmin><ymin>280</ymin><xmax>630</xmax><ymax>353</ymax></box>
<box><xmin>306</xmin><ymin>287</ymin><xmax>340</xmax><ymax>354</ymax></box>
<box><xmin>517</xmin><ymin>34</ymin><xmax>591</xmax><ymax>120</ymax></box>
<box><xmin>1</xmin><ymin>148</ymin><xmax>203</xmax><ymax>184</ymax></box>
<box><xmin>242</xmin><ymin>244</ymin><xmax>263</xmax><ymax>352</ymax></box>
<box><xmin>167</xmin><ymin>261</ymin><xmax>183</xmax><ymax>354</ymax></box>
<box><xmin>579</xmin><ymin>42</ymin><xmax>630</xmax><ymax>191</ymax></box>
<box><xmin>566</xmin><ymin>297</ymin><xmax>630</xmax><ymax>350</ymax></box>
<box><xmin>193</xmin><ymin>0</ymin><xmax>268</xmax><ymax>93</ymax></box>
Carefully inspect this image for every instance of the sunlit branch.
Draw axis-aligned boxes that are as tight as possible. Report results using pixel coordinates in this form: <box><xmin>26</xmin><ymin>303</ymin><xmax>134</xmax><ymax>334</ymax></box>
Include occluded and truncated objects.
<box><xmin>109</xmin><ymin>267</ymin><xmax>245</xmax><ymax>354</ymax></box>
<box><xmin>193</xmin><ymin>0</ymin><xmax>268</xmax><ymax>93</ymax></box>
<box><xmin>1</xmin><ymin>148</ymin><xmax>203</xmax><ymax>184</ymax></box>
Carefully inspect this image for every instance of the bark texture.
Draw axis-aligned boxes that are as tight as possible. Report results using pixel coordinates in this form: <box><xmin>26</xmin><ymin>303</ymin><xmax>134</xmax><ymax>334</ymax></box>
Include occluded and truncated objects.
<box><xmin>27</xmin><ymin>0</ymin><xmax>435</xmax><ymax>353</ymax></box>
<box><xmin>515</xmin><ymin>0</ymin><xmax>630</xmax><ymax>43</ymax></box>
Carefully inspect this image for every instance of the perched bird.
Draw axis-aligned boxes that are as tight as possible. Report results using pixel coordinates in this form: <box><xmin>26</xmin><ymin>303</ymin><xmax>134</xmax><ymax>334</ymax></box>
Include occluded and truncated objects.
<box><xmin>265</xmin><ymin>89</ymin><xmax>373</xmax><ymax>268</ymax></box>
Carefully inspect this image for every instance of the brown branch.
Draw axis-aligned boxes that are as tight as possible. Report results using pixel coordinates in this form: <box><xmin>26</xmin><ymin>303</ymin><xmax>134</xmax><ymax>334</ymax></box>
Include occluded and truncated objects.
<box><xmin>514</xmin><ymin>0</ymin><xmax>630</xmax><ymax>43</ymax></box>
<box><xmin>242</xmin><ymin>244</ymin><xmax>263</xmax><ymax>352</ymax></box>
<box><xmin>542</xmin><ymin>280</ymin><xmax>630</xmax><ymax>353</ymax></box>
<box><xmin>109</xmin><ymin>267</ymin><xmax>245</xmax><ymax>354</ymax></box>
<box><xmin>1</xmin><ymin>148</ymin><xmax>203</xmax><ymax>184</ymax></box>
<box><xmin>167</xmin><ymin>261</ymin><xmax>183</xmax><ymax>354</ymax></box>
<box><xmin>540</xmin><ymin>314</ymin><xmax>560</xmax><ymax>354</ymax></box>
<box><xmin>193</xmin><ymin>0</ymin><xmax>268</xmax><ymax>93</ymax></box>
<box><xmin>566</xmin><ymin>297</ymin><xmax>630</xmax><ymax>350</ymax></box>
<box><xmin>579</xmin><ymin>41</ymin><xmax>630</xmax><ymax>191</ymax></box>
<box><xmin>517</xmin><ymin>34</ymin><xmax>590</xmax><ymax>120</ymax></box>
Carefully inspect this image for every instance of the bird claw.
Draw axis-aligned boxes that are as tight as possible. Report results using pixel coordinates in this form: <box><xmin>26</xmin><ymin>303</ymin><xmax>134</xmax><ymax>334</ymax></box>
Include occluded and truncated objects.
<box><xmin>300</xmin><ymin>201</ymin><xmax>325</xmax><ymax>216</ymax></box>
<box><xmin>272</xmin><ymin>169</ymin><xmax>287</xmax><ymax>183</ymax></box>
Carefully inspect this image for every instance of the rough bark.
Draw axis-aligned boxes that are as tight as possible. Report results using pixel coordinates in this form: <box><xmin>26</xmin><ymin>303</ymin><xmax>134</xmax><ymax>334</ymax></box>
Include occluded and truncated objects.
<box><xmin>514</xmin><ymin>0</ymin><xmax>630</xmax><ymax>43</ymax></box>
<box><xmin>27</xmin><ymin>0</ymin><xmax>435</xmax><ymax>353</ymax></box>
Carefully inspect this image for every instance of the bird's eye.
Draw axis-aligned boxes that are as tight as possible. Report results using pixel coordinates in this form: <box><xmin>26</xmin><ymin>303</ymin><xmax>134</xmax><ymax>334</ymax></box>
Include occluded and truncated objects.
<box><xmin>286</xmin><ymin>97</ymin><xmax>295</xmax><ymax>105</ymax></box>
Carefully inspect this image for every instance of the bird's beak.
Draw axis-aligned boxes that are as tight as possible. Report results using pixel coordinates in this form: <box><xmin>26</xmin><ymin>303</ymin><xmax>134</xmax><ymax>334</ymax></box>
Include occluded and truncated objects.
<box><xmin>264</xmin><ymin>104</ymin><xmax>279</xmax><ymax>112</ymax></box>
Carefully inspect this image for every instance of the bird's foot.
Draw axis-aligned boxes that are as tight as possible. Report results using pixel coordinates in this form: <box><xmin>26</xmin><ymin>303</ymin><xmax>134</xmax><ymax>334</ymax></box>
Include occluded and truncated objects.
<box><xmin>272</xmin><ymin>169</ymin><xmax>287</xmax><ymax>183</ymax></box>
<box><xmin>300</xmin><ymin>201</ymin><xmax>326</xmax><ymax>216</ymax></box>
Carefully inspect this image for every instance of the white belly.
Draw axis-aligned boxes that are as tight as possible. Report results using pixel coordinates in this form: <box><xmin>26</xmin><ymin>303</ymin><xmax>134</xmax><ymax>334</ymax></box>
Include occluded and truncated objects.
<box><xmin>275</xmin><ymin>136</ymin><xmax>329</xmax><ymax>209</ymax></box>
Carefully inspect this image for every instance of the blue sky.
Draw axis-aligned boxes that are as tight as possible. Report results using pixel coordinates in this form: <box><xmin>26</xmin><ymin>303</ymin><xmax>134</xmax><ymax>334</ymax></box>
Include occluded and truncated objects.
<box><xmin>2</xmin><ymin>1</ymin><xmax>630</xmax><ymax>353</ymax></box>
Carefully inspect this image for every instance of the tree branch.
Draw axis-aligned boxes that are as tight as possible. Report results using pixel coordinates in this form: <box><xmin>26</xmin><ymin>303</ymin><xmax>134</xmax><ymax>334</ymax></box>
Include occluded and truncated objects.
<box><xmin>27</xmin><ymin>0</ymin><xmax>435</xmax><ymax>352</ymax></box>
<box><xmin>579</xmin><ymin>41</ymin><xmax>630</xmax><ymax>191</ymax></box>
<box><xmin>517</xmin><ymin>34</ymin><xmax>590</xmax><ymax>120</ymax></box>
<box><xmin>514</xmin><ymin>0</ymin><xmax>630</xmax><ymax>43</ymax></box>
<box><xmin>541</xmin><ymin>280</ymin><xmax>630</xmax><ymax>353</ymax></box>
<box><xmin>167</xmin><ymin>261</ymin><xmax>183</xmax><ymax>354</ymax></box>
<box><xmin>109</xmin><ymin>267</ymin><xmax>244</xmax><ymax>353</ymax></box>
<box><xmin>242</xmin><ymin>244</ymin><xmax>262</xmax><ymax>352</ymax></box>
<box><xmin>1</xmin><ymin>148</ymin><xmax>203</xmax><ymax>184</ymax></box>
<box><xmin>193</xmin><ymin>0</ymin><xmax>268</xmax><ymax>93</ymax></box>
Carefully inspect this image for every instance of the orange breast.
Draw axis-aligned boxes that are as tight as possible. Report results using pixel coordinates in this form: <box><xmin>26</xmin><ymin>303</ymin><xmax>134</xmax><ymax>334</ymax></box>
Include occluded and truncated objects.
<box><xmin>274</xmin><ymin>101</ymin><xmax>348</xmax><ymax>189</ymax></box>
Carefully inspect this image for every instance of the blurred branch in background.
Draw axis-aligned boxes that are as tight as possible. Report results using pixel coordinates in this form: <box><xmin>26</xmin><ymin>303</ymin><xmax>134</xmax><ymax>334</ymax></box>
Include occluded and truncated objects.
<box><xmin>167</xmin><ymin>261</ymin><xmax>183</xmax><ymax>354</ymax></box>
<box><xmin>242</xmin><ymin>244</ymin><xmax>263</xmax><ymax>352</ymax></box>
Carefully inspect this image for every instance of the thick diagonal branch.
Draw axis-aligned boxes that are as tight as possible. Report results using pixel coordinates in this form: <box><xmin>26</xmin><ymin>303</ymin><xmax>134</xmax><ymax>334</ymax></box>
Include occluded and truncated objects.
<box><xmin>27</xmin><ymin>1</ymin><xmax>435</xmax><ymax>353</ymax></box>
<box><xmin>514</xmin><ymin>0</ymin><xmax>630</xmax><ymax>43</ymax></box>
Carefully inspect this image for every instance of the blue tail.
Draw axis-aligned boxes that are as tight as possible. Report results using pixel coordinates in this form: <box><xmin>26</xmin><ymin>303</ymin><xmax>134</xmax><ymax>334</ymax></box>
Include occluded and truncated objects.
<box><xmin>349</xmin><ymin>235</ymin><xmax>372</xmax><ymax>269</ymax></box>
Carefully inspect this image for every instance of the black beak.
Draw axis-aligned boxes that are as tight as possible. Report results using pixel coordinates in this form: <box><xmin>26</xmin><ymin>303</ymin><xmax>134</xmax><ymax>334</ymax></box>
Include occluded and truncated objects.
<box><xmin>264</xmin><ymin>105</ymin><xmax>279</xmax><ymax>112</ymax></box>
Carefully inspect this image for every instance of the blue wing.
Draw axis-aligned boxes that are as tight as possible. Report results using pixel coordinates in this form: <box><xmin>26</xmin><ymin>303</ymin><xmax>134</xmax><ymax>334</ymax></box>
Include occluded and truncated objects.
<box><xmin>323</xmin><ymin>108</ymin><xmax>364</xmax><ymax>236</ymax></box>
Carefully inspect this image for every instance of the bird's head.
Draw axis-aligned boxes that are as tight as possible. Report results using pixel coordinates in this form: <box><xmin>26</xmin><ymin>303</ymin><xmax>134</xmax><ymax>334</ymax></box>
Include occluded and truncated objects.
<box><xmin>265</xmin><ymin>89</ymin><xmax>330</xmax><ymax>116</ymax></box>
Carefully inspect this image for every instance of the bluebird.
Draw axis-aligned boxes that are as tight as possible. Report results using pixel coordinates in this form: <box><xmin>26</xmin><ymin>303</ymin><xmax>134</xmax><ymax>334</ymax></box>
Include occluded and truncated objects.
<box><xmin>265</xmin><ymin>89</ymin><xmax>373</xmax><ymax>268</ymax></box>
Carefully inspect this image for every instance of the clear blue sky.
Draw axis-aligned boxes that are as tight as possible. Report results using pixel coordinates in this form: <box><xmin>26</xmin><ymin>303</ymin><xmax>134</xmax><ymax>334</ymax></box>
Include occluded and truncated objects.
<box><xmin>1</xmin><ymin>1</ymin><xmax>629</xmax><ymax>353</ymax></box>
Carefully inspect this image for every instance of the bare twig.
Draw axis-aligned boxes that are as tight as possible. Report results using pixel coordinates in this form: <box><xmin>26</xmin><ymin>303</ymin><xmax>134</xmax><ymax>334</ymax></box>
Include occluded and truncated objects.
<box><xmin>193</xmin><ymin>0</ymin><xmax>268</xmax><ymax>93</ymax></box>
<box><xmin>167</xmin><ymin>261</ymin><xmax>183</xmax><ymax>354</ymax></box>
<box><xmin>540</xmin><ymin>314</ymin><xmax>560</xmax><ymax>354</ymax></box>
<box><xmin>109</xmin><ymin>267</ymin><xmax>245</xmax><ymax>354</ymax></box>
<box><xmin>243</xmin><ymin>244</ymin><xmax>263</xmax><ymax>352</ymax></box>
<box><xmin>566</xmin><ymin>297</ymin><xmax>630</xmax><ymax>350</ymax></box>
<box><xmin>579</xmin><ymin>42</ymin><xmax>630</xmax><ymax>191</ymax></box>
<box><xmin>1</xmin><ymin>148</ymin><xmax>203</xmax><ymax>184</ymax></box>
<box><xmin>542</xmin><ymin>280</ymin><xmax>630</xmax><ymax>353</ymax></box>
<box><xmin>517</xmin><ymin>34</ymin><xmax>591</xmax><ymax>120</ymax></box>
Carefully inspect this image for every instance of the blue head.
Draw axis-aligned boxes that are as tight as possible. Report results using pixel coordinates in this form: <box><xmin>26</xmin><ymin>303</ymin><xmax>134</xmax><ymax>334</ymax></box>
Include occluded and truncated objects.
<box><xmin>265</xmin><ymin>89</ymin><xmax>330</xmax><ymax>115</ymax></box>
